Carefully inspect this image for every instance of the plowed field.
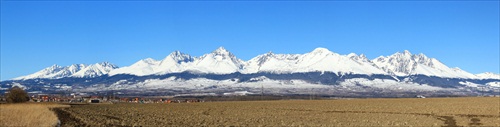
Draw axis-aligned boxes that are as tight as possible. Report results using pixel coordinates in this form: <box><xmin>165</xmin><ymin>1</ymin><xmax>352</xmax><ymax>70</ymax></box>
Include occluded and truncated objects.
<box><xmin>54</xmin><ymin>97</ymin><xmax>500</xmax><ymax>126</ymax></box>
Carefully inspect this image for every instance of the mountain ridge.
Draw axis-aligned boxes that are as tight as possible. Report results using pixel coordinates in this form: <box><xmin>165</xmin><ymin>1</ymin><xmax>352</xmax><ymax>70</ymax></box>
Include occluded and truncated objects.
<box><xmin>14</xmin><ymin>62</ymin><xmax>118</xmax><ymax>80</ymax></box>
<box><xmin>11</xmin><ymin>47</ymin><xmax>499</xmax><ymax>80</ymax></box>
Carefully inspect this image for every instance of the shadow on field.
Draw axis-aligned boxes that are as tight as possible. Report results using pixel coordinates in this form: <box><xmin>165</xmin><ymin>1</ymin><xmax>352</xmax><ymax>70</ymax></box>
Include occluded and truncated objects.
<box><xmin>52</xmin><ymin>108</ymin><xmax>88</xmax><ymax>127</ymax></box>
<box><xmin>52</xmin><ymin>104</ymin><xmax>131</xmax><ymax>127</ymax></box>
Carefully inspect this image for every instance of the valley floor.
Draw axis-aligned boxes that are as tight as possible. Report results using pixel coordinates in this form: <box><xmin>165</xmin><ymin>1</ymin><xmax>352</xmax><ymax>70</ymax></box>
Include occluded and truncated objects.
<box><xmin>51</xmin><ymin>97</ymin><xmax>500</xmax><ymax>126</ymax></box>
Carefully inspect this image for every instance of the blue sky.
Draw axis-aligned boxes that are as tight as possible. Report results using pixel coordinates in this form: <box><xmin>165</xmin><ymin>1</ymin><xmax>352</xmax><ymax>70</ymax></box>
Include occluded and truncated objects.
<box><xmin>1</xmin><ymin>1</ymin><xmax>499</xmax><ymax>80</ymax></box>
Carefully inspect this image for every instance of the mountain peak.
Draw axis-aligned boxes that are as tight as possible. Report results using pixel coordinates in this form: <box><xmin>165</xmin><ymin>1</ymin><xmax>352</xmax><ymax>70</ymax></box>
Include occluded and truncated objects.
<box><xmin>372</xmin><ymin>50</ymin><xmax>478</xmax><ymax>78</ymax></box>
<box><xmin>168</xmin><ymin>50</ymin><xmax>187</xmax><ymax>57</ymax></box>
<box><xmin>387</xmin><ymin>50</ymin><xmax>414</xmax><ymax>60</ymax></box>
<box><xmin>171</xmin><ymin>50</ymin><xmax>182</xmax><ymax>55</ymax></box>
<box><xmin>97</xmin><ymin>61</ymin><xmax>110</xmax><ymax>65</ymax></box>
<box><xmin>403</xmin><ymin>50</ymin><xmax>411</xmax><ymax>54</ymax></box>
<box><xmin>347</xmin><ymin>53</ymin><xmax>366</xmax><ymax>58</ymax></box>
<box><xmin>69</xmin><ymin>64</ymin><xmax>85</xmax><ymax>67</ymax></box>
<box><xmin>49</xmin><ymin>64</ymin><xmax>61</xmax><ymax>68</ymax></box>
<box><xmin>98</xmin><ymin>61</ymin><xmax>110</xmax><ymax>64</ymax></box>
<box><xmin>360</xmin><ymin>54</ymin><xmax>366</xmax><ymax>58</ymax></box>
<box><xmin>348</xmin><ymin>53</ymin><xmax>370</xmax><ymax>62</ymax></box>
<box><xmin>95</xmin><ymin>62</ymin><xmax>118</xmax><ymax>68</ymax></box>
<box><xmin>163</xmin><ymin>50</ymin><xmax>194</xmax><ymax>64</ymax></box>
<box><xmin>140</xmin><ymin>58</ymin><xmax>158</xmax><ymax>64</ymax></box>
<box><xmin>394</xmin><ymin>50</ymin><xmax>412</xmax><ymax>56</ymax></box>
<box><xmin>264</xmin><ymin>51</ymin><xmax>275</xmax><ymax>56</ymax></box>
<box><xmin>347</xmin><ymin>53</ymin><xmax>357</xmax><ymax>57</ymax></box>
<box><xmin>213</xmin><ymin>47</ymin><xmax>229</xmax><ymax>54</ymax></box>
<box><xmin>310</xmin><ymin>47</ymin><xmax>331</xmax><ymax>54</ymax></box>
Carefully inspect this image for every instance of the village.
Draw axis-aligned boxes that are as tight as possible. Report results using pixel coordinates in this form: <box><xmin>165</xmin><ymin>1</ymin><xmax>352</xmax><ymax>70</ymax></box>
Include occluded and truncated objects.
<box><xmin>2</xmin><ymin>92</ymin><xmax>498</xmax><ymax>104</ymax></box>
<box><xmin>0</xmin><ymin>93</ymin><xmax>205</xmax><ymax>104</ymax></box>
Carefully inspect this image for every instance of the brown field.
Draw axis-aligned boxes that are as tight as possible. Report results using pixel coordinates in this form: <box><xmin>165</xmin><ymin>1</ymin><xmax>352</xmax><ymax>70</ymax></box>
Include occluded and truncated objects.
<box><xmin>0</xmin><ymin>103</ymin><xmax>70</xmax><ymax>127</ymax></box>
<box><xmin>54</xmin><ymin>97</ymin><xmax>500</xmax><ymax>126</ymax></box>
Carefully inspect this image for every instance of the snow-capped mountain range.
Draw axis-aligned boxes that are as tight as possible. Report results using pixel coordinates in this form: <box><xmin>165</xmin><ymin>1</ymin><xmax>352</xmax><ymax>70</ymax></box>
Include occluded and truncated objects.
<box><xmin>14</xmin><ymin>62</ymin><xmax>118</xmax><ymax>80</ymax></box>
<box><xmin>13</xmin><ymin>47</ymin><xmax>499</xmax><ymax>80</ymax></box>
<box><xmin>3</xmin><ymin>47</ymin><xmax>499</xmax><ymax>97</ymax></box>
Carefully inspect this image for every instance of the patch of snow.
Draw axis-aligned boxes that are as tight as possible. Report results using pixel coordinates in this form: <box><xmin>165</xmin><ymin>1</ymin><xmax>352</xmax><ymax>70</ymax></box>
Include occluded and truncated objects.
<box><xmin>11</xmin><ymin>82</ymin><xmax>26</xmax><ymax>89</ymax></box>
<box><xmin>339</xmin><ymin>78</ymin><xmax>442</xmax><ymax>90</ymax></box>
<box><xmin>459</xmin><ymin>81</ymin><xmax>480</xmax><ymax>87</ymax></box>
<box><xmin>223</xmin><ymin>91</ymin><xmax>254</xmax><ymax>96</ymax></box>
<box><xmin>486</xmin><ymin>82</ymin><xmax>500</xmax><ymax>87</ymax></box>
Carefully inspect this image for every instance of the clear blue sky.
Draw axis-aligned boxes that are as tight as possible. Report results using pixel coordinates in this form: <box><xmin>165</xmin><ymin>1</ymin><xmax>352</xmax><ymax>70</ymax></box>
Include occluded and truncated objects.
<box><xmin>1</xmin><ymin>1</ymin><xmax>499</xmax><ymax>80</ymax></box>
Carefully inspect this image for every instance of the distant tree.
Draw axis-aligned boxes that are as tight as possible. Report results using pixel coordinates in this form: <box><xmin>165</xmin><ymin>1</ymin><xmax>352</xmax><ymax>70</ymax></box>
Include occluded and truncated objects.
<box><xmin>6</xmin><ymin>86</ymin><xmax>29</xmax><ymax>103</ymax></box>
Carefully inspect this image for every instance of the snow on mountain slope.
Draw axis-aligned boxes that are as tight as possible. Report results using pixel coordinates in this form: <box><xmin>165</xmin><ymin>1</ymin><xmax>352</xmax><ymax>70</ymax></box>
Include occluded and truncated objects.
<box><xmin>243</xmin><ymin>52</ymin><xmax>302</xmax><ymax>73</ymax></box>
<box><xmin>109</xmin><ymin>51</ymin><xmax>197</xmax><ymax>76</ymax></box>
<box><xmin>71</xmin><ymin>62</ymin><xmax>118</xmax><ymax>78</ymax></box>
<box><xmin>85</xmin><ymin>76</ymin><xmax>443</xmax><ymax>93</ymax></box>
<box><xmin>108</xmin><ymin>58</ymin><xmax>160</xmax><ymax>76</ymax></box>
<box><xmin>372</xmin><ymin>50</ymin><xmax>477</xmax><ymax>79</ymax></box>
<box><xmin>96</xmin><ymin>77</ymin><xmax>331</xmax><ymax>92</ymax></box>
<box><xmin>451</xmin><ymin>68</ymin><xmax>478</xmax><ymax>78</ymax></box>
<box><xmin>339</xmin><ymin>78</ymin><xmax>443</xmax><ymax>90</ymax></box>
<box><xmin>189</xmin><ymin>47</ymin><xmax>245</xmax><ymax>74</ymax></box>
<box><xmin>110</xmin><ymin>47</ymin><xmax>245</xmax><ymax>76</ymax></box>
<box><xmin>298</xmin><ymin>48</ymin><xmax>386</xmax><ymax>74</ymax></box>
<box><xmin>14</xmin><ymin>64</ymin><xmax>86</xmax><ymax>80</ymax></box>
<box><xmin>14</xmin><ymin>62</ymin><xmax>118</xmax><ymax>80</ymax></box>
<box><xmin>486</xmin><ymin>82</ymin><xmax>500</xmax><ymax>87</ymax></box>
<box><xmin>155</xmin><ymin>51</ymin><xmax>195</xmax><ymax>74</ymax></box>
<box><xmin>244</xmin><ymin>48</ymin><xmax>386</xmax><ymax>74</ymax></box>
<box><xmin>476</xmin><ymin>72</ymin><xmax>500</xmax><ymax>79</ymax></box>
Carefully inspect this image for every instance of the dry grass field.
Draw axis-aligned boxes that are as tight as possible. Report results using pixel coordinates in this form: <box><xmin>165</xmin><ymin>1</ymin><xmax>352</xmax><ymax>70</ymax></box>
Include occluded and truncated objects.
<box><xmin>0</xmin><ymin>103</ymin><xmax>70</xmax><ymax>127</ymax></box>
<box><xmin>53</xmin><ymin>97</ymin><xmax>500</xmax><ymax>126</ymax></box>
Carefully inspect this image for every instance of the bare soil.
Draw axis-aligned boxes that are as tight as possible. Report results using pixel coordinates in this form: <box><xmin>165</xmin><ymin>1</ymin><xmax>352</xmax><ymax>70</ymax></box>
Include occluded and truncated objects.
<box><xmin>54</xmin><ymin>97</ymin><xmax>500</xmax><ymax>126</ymax></box>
